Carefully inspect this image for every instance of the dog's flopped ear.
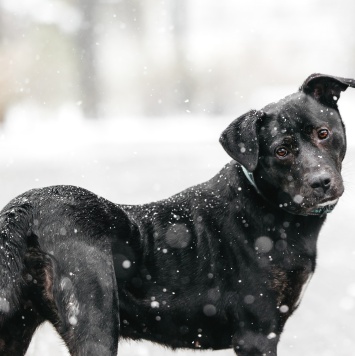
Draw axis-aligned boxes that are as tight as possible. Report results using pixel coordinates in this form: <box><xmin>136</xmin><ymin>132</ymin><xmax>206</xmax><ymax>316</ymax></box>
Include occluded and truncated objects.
<box><xmin>219</xmin><ymin>110</ymin><xmax>263</xmax><ymax>171</ymax></box>
<box><xmin>300</xmin><ymin>73</ymin><xmax>355</xmax><ymax>107</ymax></box>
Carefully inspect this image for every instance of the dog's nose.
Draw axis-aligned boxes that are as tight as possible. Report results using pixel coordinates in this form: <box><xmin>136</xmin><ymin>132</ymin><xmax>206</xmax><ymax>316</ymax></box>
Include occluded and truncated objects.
<box><xmin>309</xmin><ymin>173</ymin><xmax>331</xmax><ymax>194</ymax></box>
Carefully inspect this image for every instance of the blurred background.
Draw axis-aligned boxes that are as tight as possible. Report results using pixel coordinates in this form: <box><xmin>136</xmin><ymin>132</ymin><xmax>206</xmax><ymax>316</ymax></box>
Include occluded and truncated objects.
<box><xmin>0</xmin><ymin>0</ymin><xmax>354</xmax><ymax>355</ymax></box>
<box><xmin>0</xmin><ymin>0</ymin><xmax>355</xmax><ymax>122</ymax></box>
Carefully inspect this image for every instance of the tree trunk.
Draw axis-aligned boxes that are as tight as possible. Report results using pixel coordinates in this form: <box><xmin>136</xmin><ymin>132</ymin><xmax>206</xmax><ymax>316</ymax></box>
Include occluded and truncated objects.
<box><xmin>76</xmin><ymin>0</ymin><xmax>99</xmax><ymax>119</ymax></box>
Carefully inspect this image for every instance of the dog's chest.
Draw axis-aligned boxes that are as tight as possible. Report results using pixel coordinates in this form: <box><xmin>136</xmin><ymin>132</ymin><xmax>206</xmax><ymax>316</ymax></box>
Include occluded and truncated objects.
<box><xmin>269</xmin><ymin>265</ymin><xmax>313</xmax><ymax>314</ymax></box>
<box><xmin>248</xmin><ymin>214</ymin><xmax>318</xmax><ymax>312</ymax></box>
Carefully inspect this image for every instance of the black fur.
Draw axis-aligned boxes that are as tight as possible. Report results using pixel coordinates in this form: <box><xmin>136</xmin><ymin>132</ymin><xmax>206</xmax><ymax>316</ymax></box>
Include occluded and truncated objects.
<box><xmin>0</xmin><ymin>74</ymin><xmax>354</xmax><ymax>356</ymax></box>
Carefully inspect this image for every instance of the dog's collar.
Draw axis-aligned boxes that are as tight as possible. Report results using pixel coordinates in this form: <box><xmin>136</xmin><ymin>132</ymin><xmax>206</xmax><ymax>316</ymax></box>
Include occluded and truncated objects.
<box><xmin>241</xmin><ymin>165</ymin><xmax>262</xmax><ymax>195</ymax></box>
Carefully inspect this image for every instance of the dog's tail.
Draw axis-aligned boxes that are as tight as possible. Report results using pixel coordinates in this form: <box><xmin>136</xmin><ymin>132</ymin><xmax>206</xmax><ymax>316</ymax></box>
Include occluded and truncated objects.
<box><xmin>0</xmin><ymin>200</ymin><xmax>33</xmax><ymax>322</ymax></box>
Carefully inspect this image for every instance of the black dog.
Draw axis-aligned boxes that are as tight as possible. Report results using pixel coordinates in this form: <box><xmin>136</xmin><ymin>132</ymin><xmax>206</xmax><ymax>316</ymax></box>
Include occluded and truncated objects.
<box><xmin>0</xmin><ymin>74</ymin><xmax>354</xmax><ymax>356</ymax></box>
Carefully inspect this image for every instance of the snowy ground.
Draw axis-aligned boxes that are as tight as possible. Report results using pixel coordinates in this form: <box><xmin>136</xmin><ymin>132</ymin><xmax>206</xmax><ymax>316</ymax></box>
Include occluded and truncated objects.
<box><xmin>0</xmin><ymin>116</ymin><xmax>354</xmax><ymax>356</ymax></box>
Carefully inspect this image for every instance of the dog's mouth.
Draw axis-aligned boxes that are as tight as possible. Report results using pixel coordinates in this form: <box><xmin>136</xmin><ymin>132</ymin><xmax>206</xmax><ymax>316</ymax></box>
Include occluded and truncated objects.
<box><xmin>308</xmin><ymin>198</ymin><xmax>339</xmax><ymax>216</ymax></box>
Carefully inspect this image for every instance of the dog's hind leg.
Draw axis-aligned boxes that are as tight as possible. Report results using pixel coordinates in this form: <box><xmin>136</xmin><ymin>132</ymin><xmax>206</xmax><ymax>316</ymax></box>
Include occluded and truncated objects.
<box><xmin>0</xmin><ymin>304</ymin><xmax>44</xmax><ymax>356</ymax></box>
<box><xmin>54</xmin><ymin>282</ymin><xmax>120</xmax><ymax>356</ymax></box>
<box><xmin>35</xmin><ymin>250</ymin><xmax>121</xmax><ymax>356</ymax></box>
<box><xmin>54</xmin><ymin>276</ymin><xmax>120</xmax><ymax>356</ymax></box>
<box><xmin>24</xmin><ymin>244</ymin><xmax>119</xmax><ymax>355</ymax></box>
<box><xmin>0</xmin><ymin>214</ymin><xmax>45</xmax><ymax>355</ymax></box>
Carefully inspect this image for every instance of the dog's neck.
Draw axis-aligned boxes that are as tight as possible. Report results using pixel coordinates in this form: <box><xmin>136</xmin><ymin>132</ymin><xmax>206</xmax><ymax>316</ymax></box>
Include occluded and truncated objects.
<box><xmin>240</xmin><ymin>164</ymin><xmax>275</xmax><ymax>209</ymax></box>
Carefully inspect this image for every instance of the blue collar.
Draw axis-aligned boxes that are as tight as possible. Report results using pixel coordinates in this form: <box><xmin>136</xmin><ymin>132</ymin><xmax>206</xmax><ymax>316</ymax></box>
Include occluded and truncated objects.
<box><xmin>241</xmin><ymin>165</ymin><xmax>261</xmax><ymax>195</ymax></box>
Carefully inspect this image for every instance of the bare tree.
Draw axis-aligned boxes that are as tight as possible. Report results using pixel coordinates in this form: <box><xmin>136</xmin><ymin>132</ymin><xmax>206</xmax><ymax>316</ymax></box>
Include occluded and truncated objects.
<box><xmin>76</xmin><ymin>0</ymin><xmax>99</xmax><ymax>119</ymax></box>
<box><xmin>170</xmin><ymin>0</ymin><xmax>193</xmax><ymax>113</ymax></box>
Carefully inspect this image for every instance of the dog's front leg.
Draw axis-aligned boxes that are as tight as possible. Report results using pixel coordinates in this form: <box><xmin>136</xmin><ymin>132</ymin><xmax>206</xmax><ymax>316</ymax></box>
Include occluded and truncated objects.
<box><xmin>231</xmin><ymin>303</ymin><xmax>280</xmax><ymax>356</ymax></box>
<box><xmin>232</xmin><ymin>329</ymin><xmax>279</xmax><ymax>356</ymax></box>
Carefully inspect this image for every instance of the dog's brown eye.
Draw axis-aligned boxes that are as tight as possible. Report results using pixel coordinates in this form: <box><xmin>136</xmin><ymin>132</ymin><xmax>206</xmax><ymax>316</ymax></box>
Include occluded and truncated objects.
<box><xmin>318</xmin><ymin>129</ymin><xmax>329</xmax><ymax>140</ymax></box>
<box><xmin>275</xmin><ymin>147</ymin><xmax>289</xmax><ymax>158</ymax></box>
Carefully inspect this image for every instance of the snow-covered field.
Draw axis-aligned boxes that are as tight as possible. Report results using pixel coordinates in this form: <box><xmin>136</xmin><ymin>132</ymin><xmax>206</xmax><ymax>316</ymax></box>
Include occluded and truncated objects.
<box><xmin>0</xmin><ymin>116</ymin><xmax>354</xmax><ymax>356</ymax></box>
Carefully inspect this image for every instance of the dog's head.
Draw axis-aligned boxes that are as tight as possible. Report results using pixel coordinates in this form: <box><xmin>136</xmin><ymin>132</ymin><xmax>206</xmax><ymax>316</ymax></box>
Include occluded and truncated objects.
<box><xmin>220</xmin><ymin>74</ymin><xmax>355</xmax><ymax>216</ymax></box>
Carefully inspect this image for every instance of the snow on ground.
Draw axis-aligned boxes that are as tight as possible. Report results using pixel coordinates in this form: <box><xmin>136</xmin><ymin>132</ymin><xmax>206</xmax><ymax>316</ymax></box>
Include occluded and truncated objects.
<box><xmin>0</xmin><ymin>116</ymin><xmax>354</xmax><ymax>356</ymax></box>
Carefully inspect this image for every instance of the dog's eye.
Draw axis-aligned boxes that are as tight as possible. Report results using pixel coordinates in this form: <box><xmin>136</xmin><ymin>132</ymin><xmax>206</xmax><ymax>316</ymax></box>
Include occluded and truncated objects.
<box><xmin>318</xmin><ymin>129</ymin><xmax>329</xmax><ymax>140</ymax></box>
<box><xmin>275</xmin><ymin>147</ymin><xmax>289</xmax><ymax>158</ymax></box>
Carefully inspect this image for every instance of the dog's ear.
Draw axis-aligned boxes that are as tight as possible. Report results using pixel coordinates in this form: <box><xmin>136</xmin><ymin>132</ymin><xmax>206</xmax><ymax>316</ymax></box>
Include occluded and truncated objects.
<box><xmin>220</xmin><ymin>110</ymin><xmax>263</xmax><ymax>171</ymax></box>
<box><xmin>300</xmin><ymin>73</ymin><xmax>355</xmax><ymax>107</ymax></box>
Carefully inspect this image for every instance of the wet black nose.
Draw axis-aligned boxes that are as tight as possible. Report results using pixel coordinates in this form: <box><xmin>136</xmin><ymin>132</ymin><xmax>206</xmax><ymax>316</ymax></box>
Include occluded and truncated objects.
<box><xmin>309</xmin><ymin>173</ymin><xmax>332</xmax><ymax>194</ymax></box>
